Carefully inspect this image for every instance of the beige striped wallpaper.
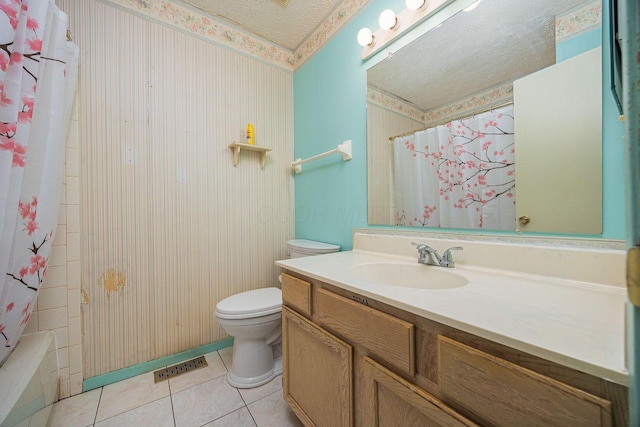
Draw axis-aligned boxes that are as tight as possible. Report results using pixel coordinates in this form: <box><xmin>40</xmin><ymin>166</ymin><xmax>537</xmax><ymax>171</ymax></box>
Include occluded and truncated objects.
<box><xmin>57</xmin><ymin>0</ymin><xmax>294</xmax><ymax>378</ymax></box>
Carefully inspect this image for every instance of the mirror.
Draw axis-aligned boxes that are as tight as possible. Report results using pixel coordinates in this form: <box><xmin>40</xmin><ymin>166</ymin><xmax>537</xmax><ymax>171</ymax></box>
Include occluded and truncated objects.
<box><xmin>366</xmin><ymin>0</ymin><xmax>601</xmax><ymax>233</ymax></box>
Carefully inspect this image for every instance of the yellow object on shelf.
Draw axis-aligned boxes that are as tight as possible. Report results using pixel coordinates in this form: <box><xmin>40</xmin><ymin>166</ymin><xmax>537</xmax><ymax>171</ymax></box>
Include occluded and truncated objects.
<box><xmin>246</xmin><ymin>124</ymin><xmax>255</xmax><ymax>145</ymax></box>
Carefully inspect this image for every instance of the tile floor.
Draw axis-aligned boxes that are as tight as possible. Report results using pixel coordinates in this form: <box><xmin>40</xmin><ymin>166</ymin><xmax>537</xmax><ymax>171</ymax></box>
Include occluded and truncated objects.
<box><xmin>47</xmin><ymin>347</ymin><xmax>303</xmax><ymax>427</ymax></box>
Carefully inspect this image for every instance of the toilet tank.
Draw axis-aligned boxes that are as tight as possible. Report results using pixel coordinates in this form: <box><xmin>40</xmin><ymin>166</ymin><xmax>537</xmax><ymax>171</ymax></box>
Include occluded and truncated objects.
<box><xmin>287</xmin><ymin>239</ymin><xmax>340</xmax><ymax>258</ymax></box>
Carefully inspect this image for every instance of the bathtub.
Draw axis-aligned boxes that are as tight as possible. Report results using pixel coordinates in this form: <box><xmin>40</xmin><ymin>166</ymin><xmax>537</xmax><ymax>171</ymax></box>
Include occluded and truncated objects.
<box><xmin>0</xmin><ymin>331</ymin><xmax>59</xmax><ymax>427</ymax></box>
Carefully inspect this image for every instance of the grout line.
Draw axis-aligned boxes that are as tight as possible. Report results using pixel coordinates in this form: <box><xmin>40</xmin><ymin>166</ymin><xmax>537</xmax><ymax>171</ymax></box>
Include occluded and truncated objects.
<box><xmin>218</xmin><ymin>349</ymin><xmax>232</xmax><ymax>371</ymax></box>
<box><xmin>82</xmin><ymin>349</ymin><xmax>283</xmax><ymax>427</ymax></box>
<box><xmin>92</xmin><ymin>387</ymin><xmax>103</xmax><ymax>426</ymax></box>
<box><xmin>168</xmin><ymin>381</ymin><xmax>177</xmax><ymax>427</ymax></box>
<box><xmin>247</xmin><ymin>407</ymin><xmax>259</xmax><ymax>427</ymax></box>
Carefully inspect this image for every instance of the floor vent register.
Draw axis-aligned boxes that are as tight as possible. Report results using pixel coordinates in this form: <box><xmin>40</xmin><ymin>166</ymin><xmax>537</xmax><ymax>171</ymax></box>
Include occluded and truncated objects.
<box><xmin>153</xmin><ymin>356</ymin><xmax>208</xmax><ymax>383</ymax></box>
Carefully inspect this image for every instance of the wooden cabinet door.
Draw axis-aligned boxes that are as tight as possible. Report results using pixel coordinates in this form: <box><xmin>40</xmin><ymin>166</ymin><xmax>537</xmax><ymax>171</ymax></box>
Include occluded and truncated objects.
<box><xmin>362</xmin><ymin>356</ymin><xmax>478</xmax><ymax>427</ymax></box>
<box><xmin>438</xmin><ymin>336</ymin><xmax>612</xmax><ymax>427</ymax></box>
<box><xmin>282</xmin><ymin>306</ymin><xmax>353</xmax><ymax>427</ymax></box>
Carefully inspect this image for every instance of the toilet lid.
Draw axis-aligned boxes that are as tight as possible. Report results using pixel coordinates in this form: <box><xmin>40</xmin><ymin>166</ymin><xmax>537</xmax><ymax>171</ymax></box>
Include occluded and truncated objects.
<box><xmin>215</xmin><ymin>287</ymin><xmax>282</xmax><ymax>319</ymax></box>
<box><xmin>287</xmin><ymin>239</ymin><xmax>340</xmax><ymax>254</ymax></box>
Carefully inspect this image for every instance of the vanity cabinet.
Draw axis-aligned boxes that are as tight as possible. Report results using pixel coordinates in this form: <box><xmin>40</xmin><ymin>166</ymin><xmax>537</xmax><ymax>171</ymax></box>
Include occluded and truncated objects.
<box><xmin>280</xmin><ymin>272</ymin><xmax>628</xmax><ymax>427</ymax></box>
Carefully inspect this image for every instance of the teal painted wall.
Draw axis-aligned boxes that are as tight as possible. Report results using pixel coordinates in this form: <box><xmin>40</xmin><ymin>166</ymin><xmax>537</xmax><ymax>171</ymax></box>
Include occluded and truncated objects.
<box><xmin>293</xmin><ymin>0</ymin><xmax>626</xmax><ymax>249</ymax></box>
<box><xmin>293</xmin><ymin>0</ymin><xmax>404</xmax><ymax>250</ymax></box>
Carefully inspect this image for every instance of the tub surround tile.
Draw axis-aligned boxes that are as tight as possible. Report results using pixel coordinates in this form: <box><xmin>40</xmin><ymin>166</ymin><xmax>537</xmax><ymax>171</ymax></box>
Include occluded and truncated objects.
<box><xmin>66</xmin><ymin>232</ymin><xmax>80</xmax><ymax>261</ymax></box>
<box><xmin>59</xmin><ymin>367</ymin><xmax>69</xmax><ymax>387</ymax></box>
<box><xmin>42</xmin><ymin>266</ymin><xmax>67</xmax><ymax>289</ymax></box>
<box><xmin>38</xmin><ymin>307</ymin><xmax>68</xmax><ymax>331</ymax></box>
<box><xmin>69</xmin><ymin>345</ymin><xmax>82</xmax><ymax>373</ymax></box>
<box><xmin>59</xmin><ymin>379</ymin><xmax>70</xmax><ymax>399</ymax></box>
<box><xmin>65</xmin><ymin>176</ymin><xmax>79</xmax><ymax>205</ymax></box>
<box><xmin>53</xmin><ymin>327</ymin><xmax>68</xmax><ymax>348</ymax></box>
<box><xmin>68</xmin><ymin>289</ymin><xmax>81</xmax><ymax>317</ymax></box>
<box><xmin>66</xmin><ymin>204</ymin><xmax>80</xmax><ymax>232</ymax></box>
<box><xmin>65</xmin><ymin>148</ymin><xmax>80</xmax><ymax>179</ymax></box>
<box><xmin>205</xmin><ymin>407</ymin><xmax>257</xmax><ymax>426</ymax></box>
<box><xmin>48</xmin><ymin>244</ymin><xmax>67</xmax><ymax>266</ymax></box>
<box><xmin>168</xmin><ymin>351</ymin><xmax>228</xmax><ymax>394</ymax></box>
<box><xmin>171</xmin><ymin>375</ymin><xmax>244</xmax><ymax>427</ymax></box>
<box><xmin>52</xmin><ymin>225</ymin><xmax>67</xmax><ymax>246</ymax></box>
<box><xmin>95</xmin><ymin>396</ymin><xmax>175</xmax><ymax>427</ymax></box>
<box><xmin>247</xmin><ymin>390</ymin><xmax>303</xmax><ymax>427</ymax></box>
<box><xmin>38</xmin><ymin>287</ymin><xmax>67</xmax><ymax>310</ymax></box>
<box><xmin>57</xmin><ymin>347</ymin><xmax>69</xmax><ymax>370</ymax></box>
<box><xmin>96</xmin><ymin>372</ymin><xmax>170</xmax><ymax>422</ymax></box>
<box><xmin>68</xmin><ymin>316</ymin><xmax>81</xmax><ymax>346</ymax></box>
<box><xmin>70</xmin><ymin>371</ymin><xmax>83</xmax><ymax>396</ymax></box>
<box><xmin>66</xmin><ymin>260</ymin><xmax>80</xmax><ymax>289</ymax></box>
<box><xmin>48</xmin><ymin>387</ymin><xmax>101</xmax><ymax>427</ymax></box>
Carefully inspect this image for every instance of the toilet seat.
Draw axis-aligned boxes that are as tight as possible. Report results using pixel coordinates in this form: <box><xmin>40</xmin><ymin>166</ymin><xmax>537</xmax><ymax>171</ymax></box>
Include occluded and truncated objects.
<box><xmin>215</xmin><ymin>287</ymin><xmax>282</xmax><ymax>319</ymax></box>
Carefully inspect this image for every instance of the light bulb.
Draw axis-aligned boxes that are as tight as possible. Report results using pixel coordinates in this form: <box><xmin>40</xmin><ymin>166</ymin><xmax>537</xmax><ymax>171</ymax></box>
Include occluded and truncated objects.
<box><xmin>357</xmin><ymin>28</ymin><xmax>375</xmax><ymax>47</ymax></box>
<box><xmin>406</xmin><ymin>0</ymin><xmax>427</xmax><ymax>10</ymax></box>
<box><xmin>378</xmin><ymin>9</ymin><xmax>398</xmax><ymax>30</ymax></box>
<box><xmin>463</xmin><ymin>0</ymin><xmax>482</xmax><ymax>12</ymax></box>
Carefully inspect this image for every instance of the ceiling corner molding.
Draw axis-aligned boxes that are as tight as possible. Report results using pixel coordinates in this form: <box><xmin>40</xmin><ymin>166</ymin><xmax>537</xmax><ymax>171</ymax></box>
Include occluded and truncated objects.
<box><xmin>423</xmin><ymin>83</ymin><xmax>513</xmax><ymax>127</ymax></box>
<box><xmin>100</xmin><ymin>0</ymin><xmax>296</xmax><ymax>70</ymax></box>
<box><xmin>291</xmin><ymin>0</ymin><xmax>371</xmax><ymax>69</ymax></box>
<box><xmin>555</xmin><ymin>0</ymin><xmax>602</xmax><ymax>43</ymax></box>
<box><xmin>99</xmin><ymin>0</ymin><xmax>370</xmax><ymax>72</ymax></box>
<box><xmin>367</xmin><ymin>88</ymin><xmax>425</xmax><ymax>123</ymax></box>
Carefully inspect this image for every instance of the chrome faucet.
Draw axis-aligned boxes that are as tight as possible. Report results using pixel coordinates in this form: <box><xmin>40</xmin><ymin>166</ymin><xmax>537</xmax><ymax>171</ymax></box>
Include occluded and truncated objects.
<box><xmin>413</xmin><ymin>243</ymin><xmax>463</xmax><ymax>268</ymax></box>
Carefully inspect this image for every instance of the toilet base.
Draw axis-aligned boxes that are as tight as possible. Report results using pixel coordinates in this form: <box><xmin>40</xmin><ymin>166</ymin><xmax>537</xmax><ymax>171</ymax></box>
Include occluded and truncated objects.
<box><xmin>227</xmin><ymin>356</ymin><xmax>282</xmax><ymax>389</ymax></box>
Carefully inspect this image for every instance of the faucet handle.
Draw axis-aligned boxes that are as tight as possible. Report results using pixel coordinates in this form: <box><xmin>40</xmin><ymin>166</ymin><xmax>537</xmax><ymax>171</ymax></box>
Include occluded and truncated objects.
<box><xmin>412</xmin><ymin>242</ymin><xmax>431</xmax><ymax>263</ymax></box>
<box><xmin>412</xmin><ymin>242</ymin><xmax>424</xmax><ymax>251</ymax></box>
<box><xmin>412</xmin><ymin>242</ymin><xmax>432</xmax><ymax>255</ymax></box>
<box><xmin>442</xmin><ymin>246</ymin><xmax>463</xmax><ymax>267</ymax></box>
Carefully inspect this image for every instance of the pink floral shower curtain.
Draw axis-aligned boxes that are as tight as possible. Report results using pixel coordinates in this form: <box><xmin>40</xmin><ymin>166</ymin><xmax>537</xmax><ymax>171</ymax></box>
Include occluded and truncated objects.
<box><xmin>393</xmin><ymin>105</ymin><xmax>515</xmax><ymax>230</ymax></box>
<box><xmin>0</xmin><ymin>0</ymin><xmax>78</xmax><ymax>365</ymax></box>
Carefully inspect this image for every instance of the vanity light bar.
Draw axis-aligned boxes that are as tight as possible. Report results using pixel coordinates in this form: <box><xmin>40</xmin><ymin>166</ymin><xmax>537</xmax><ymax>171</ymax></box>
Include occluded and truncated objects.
<box><xmin>406</xmin><ymin>0</ymin><xmax>428</xmax><ymax>10</ymax></box>
<box><xmin>358</xmin><ymin>0</ymin><xmax>457</xmax><ymax>59</ymax></box>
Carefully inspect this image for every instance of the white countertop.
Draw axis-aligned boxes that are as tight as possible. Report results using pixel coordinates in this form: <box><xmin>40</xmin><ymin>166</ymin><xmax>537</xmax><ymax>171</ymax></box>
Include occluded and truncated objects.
<box><xmin>275</xmin><ymin>249</ymin><xmax>628</xmax><ymax>386</ymax></box>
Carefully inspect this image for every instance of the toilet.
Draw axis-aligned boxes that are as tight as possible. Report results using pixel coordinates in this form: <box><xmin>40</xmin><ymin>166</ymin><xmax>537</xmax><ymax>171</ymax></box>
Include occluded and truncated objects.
<box><xmin>215</xmin><ymin>239</ymin><xmax>340</xmax><ymax>388</ymax></box>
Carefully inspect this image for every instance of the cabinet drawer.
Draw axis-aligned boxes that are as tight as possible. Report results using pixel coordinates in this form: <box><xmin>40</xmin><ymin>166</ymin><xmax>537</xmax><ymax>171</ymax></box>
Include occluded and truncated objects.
<box><xmin>363</xmin><ymin>356</ymin><xmax>478</xmax><ymax>427</ymax></box>
<box><xmin>437</xmin><ymin>336</ymin><xmax>612</xmax><ymax>427</ymax></box>
<box><xmin>281</xmin><ymin>273</ymin><xmax>311</xmax><ymax>316</ymax></box>
<box><xmin>316</xmin><ymin>288</ymin><xmax>415</xmax><ymax>376</ymax></box>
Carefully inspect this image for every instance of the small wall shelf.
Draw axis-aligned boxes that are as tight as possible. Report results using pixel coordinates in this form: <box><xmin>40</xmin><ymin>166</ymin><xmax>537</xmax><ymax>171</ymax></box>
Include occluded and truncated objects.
<box><xmin>229</xmin><ymin>142</ymin><xmax>272</xmax><ymax>169</ymax></box>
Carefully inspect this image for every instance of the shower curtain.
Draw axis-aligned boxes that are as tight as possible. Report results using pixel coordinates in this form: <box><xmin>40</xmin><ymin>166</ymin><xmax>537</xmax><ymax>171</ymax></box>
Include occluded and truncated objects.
<box><xmin>393</xmin><ymin>106</ymin><xmax>515</xmax><ymax>230</ymax></box>
<box><xmin>0</xmin><ymin>0</ymin><xmax>78</xmax><ymax>365</ymax></box>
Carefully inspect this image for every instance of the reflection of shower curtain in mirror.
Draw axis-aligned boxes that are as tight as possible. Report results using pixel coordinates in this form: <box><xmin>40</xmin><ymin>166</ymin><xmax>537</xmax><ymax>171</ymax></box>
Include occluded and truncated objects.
<box><xmin>393</xmin><ymin>106</ymin><xmax>515</xmax><ymax>230</ymax></box>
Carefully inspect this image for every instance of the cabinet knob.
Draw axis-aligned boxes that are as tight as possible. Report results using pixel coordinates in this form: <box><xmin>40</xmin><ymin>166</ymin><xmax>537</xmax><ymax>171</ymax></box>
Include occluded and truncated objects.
<box><xmin>518</xmin><ymin>216</ymin><xmax>531</xmax><ymax>225</ymax></box>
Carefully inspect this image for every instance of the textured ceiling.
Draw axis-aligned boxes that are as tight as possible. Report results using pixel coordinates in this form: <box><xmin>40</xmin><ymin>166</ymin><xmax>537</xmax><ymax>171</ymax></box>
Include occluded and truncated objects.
<box><xmin>367</xmin><ymin>0</ymin><xmax>591</xmax><ymax>112</ymax></box>
<box><xmin>178</xmin><ymin>0</ymin><xmax>345</xmax><ymax>51</ymax></box>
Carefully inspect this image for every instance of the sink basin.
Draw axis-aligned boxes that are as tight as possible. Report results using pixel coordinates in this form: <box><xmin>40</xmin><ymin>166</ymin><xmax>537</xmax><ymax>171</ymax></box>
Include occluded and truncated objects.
<box><xmin>349</xmin><ymin>262</ymin><xmax>468</xmax><ymax>289</ymax></box>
